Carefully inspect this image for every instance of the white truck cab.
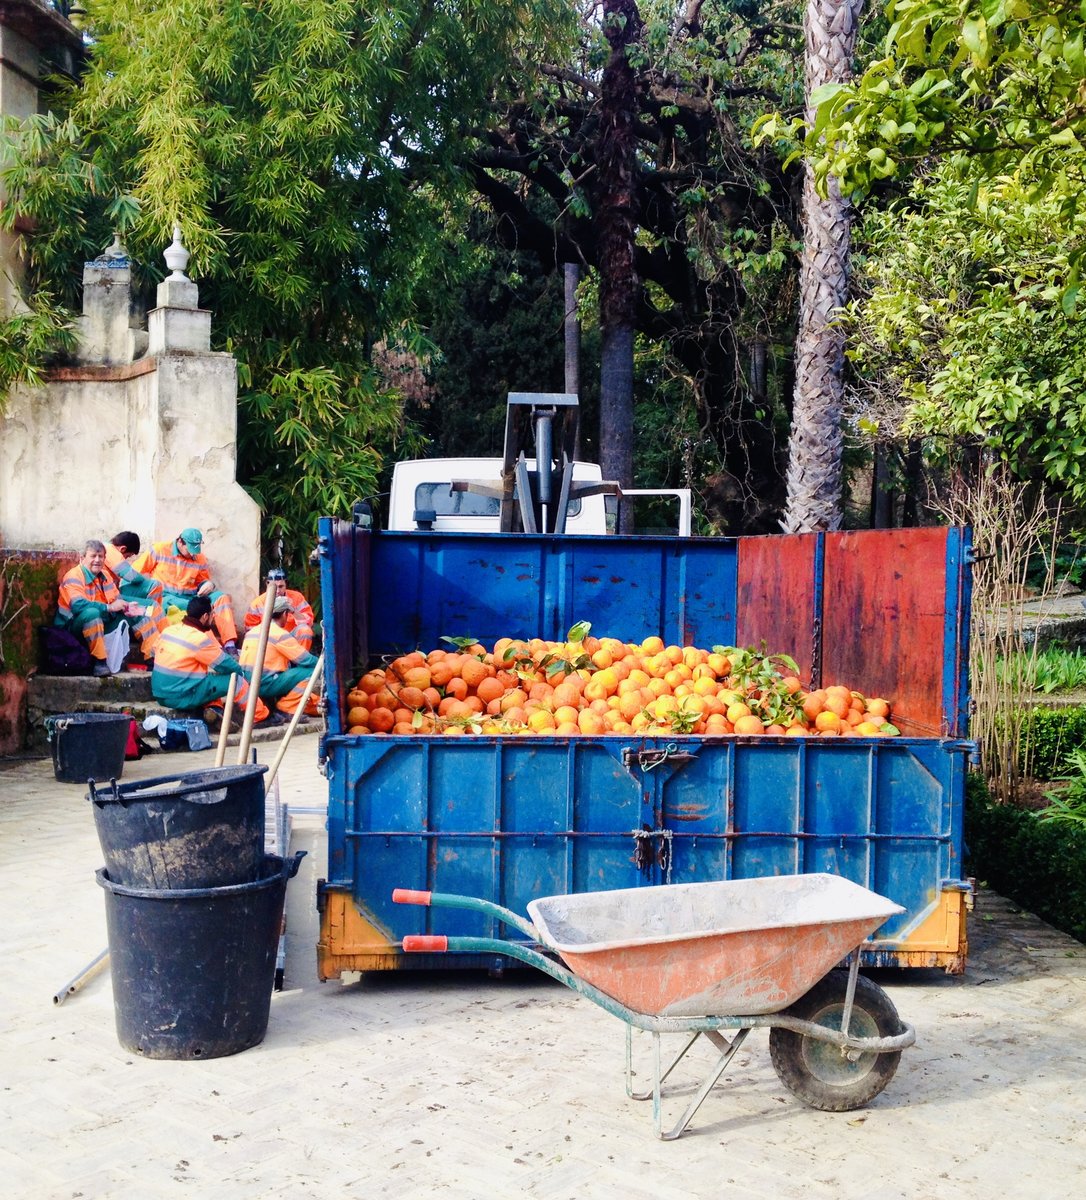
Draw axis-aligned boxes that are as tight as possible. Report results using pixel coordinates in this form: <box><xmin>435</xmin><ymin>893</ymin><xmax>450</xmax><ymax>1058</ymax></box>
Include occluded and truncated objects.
<box><xmin>388</xmin><ymin>458</ymin><xmax>692</xmax><ymax>536</ymax></box>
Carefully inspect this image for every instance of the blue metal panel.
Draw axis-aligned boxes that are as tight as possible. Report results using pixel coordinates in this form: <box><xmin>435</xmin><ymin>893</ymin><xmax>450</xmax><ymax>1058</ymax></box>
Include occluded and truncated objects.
<box><xmin>325</xmin><ymin>733</ymin><xmax>971</xmax><ymax>960</ymax></box>
<box><xmin>366</xmin><ymin>532</ymin><xmax>738</xmax><ymax>654</ymax></box>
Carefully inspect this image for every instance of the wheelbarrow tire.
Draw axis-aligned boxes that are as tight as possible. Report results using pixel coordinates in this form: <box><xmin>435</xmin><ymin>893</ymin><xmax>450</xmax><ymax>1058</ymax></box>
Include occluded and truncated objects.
<box><xmin>768</xmin><ymin>969</ymin><xmax>903</xmax><ymax>1112</ymax></box>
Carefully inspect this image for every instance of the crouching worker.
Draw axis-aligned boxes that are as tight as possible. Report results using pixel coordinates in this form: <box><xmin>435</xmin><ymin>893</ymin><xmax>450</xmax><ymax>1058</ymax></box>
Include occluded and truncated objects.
<box><xmin>241</xmin><ymin>595</ymin><xmax>321</xmax><ymax>720</ymax></box>
<box><xmin>244</xmin><ymin>567</ymin><xmax>314</xmax><ymax>651</ymax></box>
<box><xmin>103</xmin><ymin>532</ymin><xmax>167</xmax><ymax>658</ymax></box>
<box><xmin>152</xmin><ymin>596</ymin><xmax>269</xmax><ymax>730</ymax></box>
<box><xmin>56</xmin><ymin>540</ymin><xmax>160</xmax><ymax>677</ymax></box>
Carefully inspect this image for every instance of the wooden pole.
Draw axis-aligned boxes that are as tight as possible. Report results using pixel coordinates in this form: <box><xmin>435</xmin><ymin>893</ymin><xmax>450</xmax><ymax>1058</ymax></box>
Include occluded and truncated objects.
<box><xmin>265</xmin><ymin>652</ymin><xmax>323</xmax><ymax>790</ymax></box>
<box><xmin>235</xmin><ymin>580</ymin><xmax>277</xmax><ymax>766</ymax></box>
<box><xmin>213</xmin><ymin>673</ymin><xmax>237</xmax><ymax>767</ymax></box>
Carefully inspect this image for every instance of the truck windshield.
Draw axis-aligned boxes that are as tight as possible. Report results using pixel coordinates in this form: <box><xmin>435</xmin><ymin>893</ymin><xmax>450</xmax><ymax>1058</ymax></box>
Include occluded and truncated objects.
<box><xmin>415</xmin><ymin>483</ymin><xmax>582</xmax><ymax>518</ymax></box>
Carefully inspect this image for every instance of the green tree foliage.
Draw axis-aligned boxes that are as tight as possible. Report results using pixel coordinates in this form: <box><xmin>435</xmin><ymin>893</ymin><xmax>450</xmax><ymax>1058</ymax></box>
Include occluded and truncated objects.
<box><xmin>844</xmin><ymin>160</ymin><xmax>1086</xmax><ymax>501</ymax></box>
<box><xmin>778</xmin><ymin>0</ymin><xmax>1086</xmax><ymax>202</ymax></box>
<box><xmin>0</xmin><ymin>0</ymin><xmax>576</xmax><ymax>566</ymax></box>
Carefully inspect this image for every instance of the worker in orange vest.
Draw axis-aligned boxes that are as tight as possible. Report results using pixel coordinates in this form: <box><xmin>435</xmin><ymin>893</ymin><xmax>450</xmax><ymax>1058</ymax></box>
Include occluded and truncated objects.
<box><xmin>102</xmin><ymin>532</ymin><xmax>166</xmax><ymax>658</ymax></box>
<box><xmin>138</xmin><ymin>527</ymin><xmax>240</xmax><ymax>655</ymax></box>
<box><xmin>241</xmin><ymin>595</ymin><xmax>320</xmax><ymax>719</ymax></box>
<box><xmin>243</xmin><ymin>568</ymin><xmax>315</xmax><ymax>651</ymax></box>
<box><xmin>151</xmin><ymin>596</ymin><xmax>271</xmax><ymax>729</ymax></box>
<box><xmin>55</xmin><ymin>540</ymin><xmax>162</xmax><ymax>676</ymax></box>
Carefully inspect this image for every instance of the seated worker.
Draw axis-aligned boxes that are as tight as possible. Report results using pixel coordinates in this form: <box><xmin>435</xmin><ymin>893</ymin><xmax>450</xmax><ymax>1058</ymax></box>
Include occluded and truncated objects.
<box><xmin>106</xmin><ymin>532</ymin><xmax>165</xmax><ymax>607</ymax></box>
<box><xmin>243</xmin><ymin>568</ymin><xmax>315</xmax><ymax>651</ymax></box>
<box><xmin>151</xmin><ymin>596</ymin><xmax>270</xmax><ymax>730</ymax></box>
<box><xmin>55</xmin><ymin>539</ymin><xmax>163</xmax><ymax>676</ymax></box>
<box><xmin>103</xmin><ymin>531</ymin><xmax>167</xmax><ymax>658</ymax></box>
<box><xmin>241</xmin><ymin>595</ymin><xmax>321</xmax><ymax>720</ymax></box>
<box><xmin>139</xmin><ymin>527</ymin><xmax>240</xmax><ymax>656</ymax></box>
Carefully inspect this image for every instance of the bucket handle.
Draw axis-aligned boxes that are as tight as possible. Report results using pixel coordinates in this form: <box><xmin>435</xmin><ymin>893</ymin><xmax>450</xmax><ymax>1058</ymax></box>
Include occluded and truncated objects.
<box><xmin>287</xmin><ymin>850</ymin><xmax>307</xmax><ymax>878</ymax></box>
<box><xmin>44</xmin><ymin>716</ymin><xmax>72</xmax><ymax>741</ymax></box>
<box><xmin>87</xmin><ymin>778</ymin><xmax>123</xmax><ymax>807</ymax></box>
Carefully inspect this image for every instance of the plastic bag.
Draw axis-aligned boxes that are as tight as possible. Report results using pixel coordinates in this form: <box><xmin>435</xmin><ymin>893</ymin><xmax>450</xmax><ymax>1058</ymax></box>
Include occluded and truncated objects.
<box><xmin>103</xmin><ymin>622</ymin><xmax>130</xmax><ymax>674</ymax></box>
<box><xmin>142</xmin><ymin>714</ymin><xmax>212</xmax><ymax>752</ymax></box>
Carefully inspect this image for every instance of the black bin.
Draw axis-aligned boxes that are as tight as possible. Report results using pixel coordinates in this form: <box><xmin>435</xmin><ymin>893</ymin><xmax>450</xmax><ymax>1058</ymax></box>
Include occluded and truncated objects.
<box><xmin>97</xmin><ymin>852</ymin><xmax>305</xmax><ymax>1059</ymax></box>
<box><xmin>47</xmin><ymin>712</ymin><xmax>130</xmax><ymax>784</ymax></box>
<box><xmin>88</xmin><ymin>765</ymin><xmax>268</xmax><ymax>889</ymax></box>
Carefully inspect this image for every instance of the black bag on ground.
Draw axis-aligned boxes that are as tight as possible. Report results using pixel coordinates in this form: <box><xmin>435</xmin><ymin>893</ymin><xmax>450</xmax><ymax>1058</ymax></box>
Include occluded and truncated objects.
<box><xmin>38</xmin><ymin>626</ymin><xmax>94</xmax><ymax>675</ymax></box>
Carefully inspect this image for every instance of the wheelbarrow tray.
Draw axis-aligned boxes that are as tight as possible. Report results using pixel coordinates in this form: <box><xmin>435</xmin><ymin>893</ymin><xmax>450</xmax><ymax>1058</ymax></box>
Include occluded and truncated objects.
<box><xmin>526</xmin><ymin>873</ymin><xmax>904</xmax><ymax>1018</ymax></box>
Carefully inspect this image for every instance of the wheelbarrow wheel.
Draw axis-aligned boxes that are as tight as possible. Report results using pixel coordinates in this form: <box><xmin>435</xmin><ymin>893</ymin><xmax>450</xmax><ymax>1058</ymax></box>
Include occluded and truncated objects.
<box><xmin>768</xmin><ymin>969</ymin><xmax>903</xmax><ymax>1112</ymax></box>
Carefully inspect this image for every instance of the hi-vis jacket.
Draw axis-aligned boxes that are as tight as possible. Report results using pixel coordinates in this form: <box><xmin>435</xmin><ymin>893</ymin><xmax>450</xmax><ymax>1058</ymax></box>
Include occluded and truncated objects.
<box><xmin>151</xmin><ymin>621</ymin><xmax>246</xmax><ymax>709</ymax></box>
<box><xmin>138</xmin><ymin>540</ymin><xmax>213</xmax><ymax>596</ymax></box>
<box><xmin>56</xmin><ymin>565</ymin><xmax>120</xmax><ymax>625</ymax></box>
<box><xmin>240</xmin><ymin>621</ymin><xmax>317</xmax><ymax>673</ymax></box>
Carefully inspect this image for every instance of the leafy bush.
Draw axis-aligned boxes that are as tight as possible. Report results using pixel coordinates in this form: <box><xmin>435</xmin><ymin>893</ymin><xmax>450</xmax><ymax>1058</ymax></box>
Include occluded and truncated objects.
<box><xmin>965</xmin><ymin>774</ymin><xmax>1086</xmax><ymax>945</ymax></box>
<box><xmin>992</xmin><ymin>648</ymin><xmax>1086</xmax><ymax>695</ymax></box>
<box><xmin>1019</xmin><ymin>706</ymin><xmax>1086</xmax><ymax>780</ymax></box>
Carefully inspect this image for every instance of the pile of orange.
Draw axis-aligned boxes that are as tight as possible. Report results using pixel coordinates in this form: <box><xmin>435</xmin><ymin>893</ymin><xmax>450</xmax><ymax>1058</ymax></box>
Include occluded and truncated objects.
<box><xmin>344</xmin><ymin>632</ymin><xmax>901</xmax><ymax>739</ymax></box>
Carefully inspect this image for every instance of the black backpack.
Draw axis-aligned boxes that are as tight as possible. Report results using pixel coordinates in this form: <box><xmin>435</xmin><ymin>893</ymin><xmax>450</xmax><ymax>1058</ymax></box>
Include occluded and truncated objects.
<box><xmin>38</xmin><ymin>626</ymin><xmax>94</xmax><ymax>675</ymax></box>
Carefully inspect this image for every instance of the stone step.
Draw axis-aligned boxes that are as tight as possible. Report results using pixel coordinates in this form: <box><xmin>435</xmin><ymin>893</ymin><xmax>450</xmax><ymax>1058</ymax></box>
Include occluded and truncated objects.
<box><xmin>27</xmin><ymin>673</ymin><xmax>323</xmax><ymax>752</ymax></box>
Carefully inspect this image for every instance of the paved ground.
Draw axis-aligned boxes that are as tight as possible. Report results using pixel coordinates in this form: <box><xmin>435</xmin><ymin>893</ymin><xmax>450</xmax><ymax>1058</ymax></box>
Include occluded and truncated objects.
<box><xmin>2</xmin><ymin>739</ymin><xmax>1086</xmax><ymax>1199</ymax></box>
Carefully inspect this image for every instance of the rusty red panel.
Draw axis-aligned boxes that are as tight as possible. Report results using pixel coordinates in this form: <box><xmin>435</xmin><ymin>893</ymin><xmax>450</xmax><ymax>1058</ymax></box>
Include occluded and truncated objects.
<box><xmin>735</xmin><ymin>534</ymin><xmax>818</xmax><ymax>681</ymax></box>
<box><xmin>822</xmin><ymin>528</ymin><xmax>949</xmax><ymax>733</ymax></box>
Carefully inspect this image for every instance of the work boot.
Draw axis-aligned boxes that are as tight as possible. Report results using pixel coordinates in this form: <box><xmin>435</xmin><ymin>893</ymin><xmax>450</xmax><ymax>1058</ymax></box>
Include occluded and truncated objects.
<box><xmin>91</xmin><ymin>661</ymin><xmax>111</xmax><ymax>678</ymax></box>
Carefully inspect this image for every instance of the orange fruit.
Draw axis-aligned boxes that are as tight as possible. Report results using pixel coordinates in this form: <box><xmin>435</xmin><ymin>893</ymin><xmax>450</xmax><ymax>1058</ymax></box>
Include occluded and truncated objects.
<box><xmin>553</xmin><ymin>705</ymin><xmax>580</xmax><ymax>726</ymax></box>
<box><xmin>396</xmin><ymin>686</ymin><xmax>427</xmax><ymax>710</ymax></box>
<box><xmin>641</xmin><ymin>635</ymin><xmax>665</xmax><ymax>655</ymax></box>
<box><xmin>528</xmin><ymin>709</ymin><xmax>556</xmax><ymax>732</ymax></box>
<box><xmin>358</xmin><ymin>671</ymin><xmax>385</xmax><ymax>695</ymax></box>
<box><xmin>460</xmin><ymin>658</ymin><xmax>490</xmax><ymax>689</ymax></box>
<box><xmin>825</xmin><ymin>692</ymin><xmax>851</xmax><ymax>719</ymax></box>
<box><xmin>726</xmin><ymin>701</ymin><xmax>752</xmax><ymax>723</ymax></box>
<box><xmin>369</xmin><ymin>708</ymin><xmax>395</xmax><ymax>733</ymax></box>
<box><xmin>555</xmin><ymin>721</ymin><xmax>580</xmax><ymax>736</ymax></box>
<box><xmin>814</xmin><ymin>710</ymin><xmax>842</xmax><ymax>733</ymax></box>
<box><xmin>475</xmin><ymin>676</ymin><xmax>505</xmax><ymax>706</ymax></box>
<box><xmin>347</xmin><ymin>706</ymin><xmax>369</xmax><ymax>727</ymax></box>
<box><xmin>578</xmin><ymin>710</ymin><xmax>606</xmax><ymax>735</ymax></box>
<box><xmin>733</xmin><ymin>714</ymin><xmax>765</xmax><ymax>735</ymax></box>
<box><xmin>445</xmin><ymin>676</ymin><xmax>469</xmax><ymax>701</ymax></box>
<box><xmin>867</xmin><ymin>698</ymin><xmax>890</xmax><ymax>719</ymax></box>
<box><xmin>429</xmin><ymin>661</ymin><xmax>455</xmax><ymax>687</ymax></box>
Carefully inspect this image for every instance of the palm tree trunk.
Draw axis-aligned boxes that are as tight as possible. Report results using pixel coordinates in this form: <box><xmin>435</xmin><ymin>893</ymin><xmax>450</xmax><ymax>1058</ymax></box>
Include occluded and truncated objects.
<box><xmin>781</xmin><ymin>0</ymin><xmax>864</xmax><ymax>533</ymax></box>
<box><xmin>596</xmin><ymin>0</ymin><xmax>643</xmax><ymax>524</ymax></box>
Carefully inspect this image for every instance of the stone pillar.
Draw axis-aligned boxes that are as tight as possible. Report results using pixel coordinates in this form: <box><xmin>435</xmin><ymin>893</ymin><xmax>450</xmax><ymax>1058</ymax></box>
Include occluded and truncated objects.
<box><xmin>146</xmin><ymin>229</ymin><xmax>261</xmax><ymax>614</ymax></box>
<box><xmin>76</xmin><ymin>235</ymin><xmax>139</xmax><ymax>365</ymax></box>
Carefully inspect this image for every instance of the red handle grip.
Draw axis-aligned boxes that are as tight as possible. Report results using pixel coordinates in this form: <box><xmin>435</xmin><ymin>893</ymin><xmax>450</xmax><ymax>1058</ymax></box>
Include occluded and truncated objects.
<box><xmin>392</xmin><ymin>888</ymin><xmax>432</xmax><ymax>906</ymax></box>
<box><xmin>402</xmin><ymin>935</ymin><xmax>448</xmax><ymax>953</ymax></box>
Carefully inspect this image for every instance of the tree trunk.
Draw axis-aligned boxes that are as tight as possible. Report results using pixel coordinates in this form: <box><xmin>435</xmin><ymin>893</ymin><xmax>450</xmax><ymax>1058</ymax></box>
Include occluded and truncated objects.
<box><xmin>595</xmin><ymin>0</ymin><xmax>643</xmax><ymax>525</ymax></box>
<box><xmin>781</xmin><ymin>0</ymin><xmax>864</xmax><ymax>533</ymax></box>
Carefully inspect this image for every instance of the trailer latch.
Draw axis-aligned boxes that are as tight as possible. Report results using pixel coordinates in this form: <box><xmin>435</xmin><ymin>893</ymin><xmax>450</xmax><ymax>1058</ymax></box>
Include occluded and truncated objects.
<box><xmin>622</xmin><ymin>743</ymin><xmax>698</xmax><ymax>771</ymax></box>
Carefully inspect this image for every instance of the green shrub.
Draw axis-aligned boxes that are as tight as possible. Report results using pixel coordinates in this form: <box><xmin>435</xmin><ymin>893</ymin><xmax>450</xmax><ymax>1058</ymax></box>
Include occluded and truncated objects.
<box><xmin>1019</xmin><ymin>705</ymin><xmax>1086</xmax><ymax>780</ymax></box>
<box><xmin>965</xmin><ymin>774</ymin><xmax>1086</xmax><ymax>945</ymax></box>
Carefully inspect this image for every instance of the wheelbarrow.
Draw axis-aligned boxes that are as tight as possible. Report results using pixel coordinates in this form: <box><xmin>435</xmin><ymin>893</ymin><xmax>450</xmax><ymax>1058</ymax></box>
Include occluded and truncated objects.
<box><xmin>394</xmin><ymin>873</ymin><xmax>916</xmax><ymax>1139</ymax></box>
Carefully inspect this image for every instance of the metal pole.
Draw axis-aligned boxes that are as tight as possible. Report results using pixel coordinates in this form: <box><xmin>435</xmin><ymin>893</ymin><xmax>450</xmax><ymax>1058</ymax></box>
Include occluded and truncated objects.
<box><xmin>213</xmin><ymin>673</ymin><xmax>237</xmax><ymax>767</ymax></box>
<box><xmin>53</xmin><ymin>949</ymin><xmax>109</xmax><ymax>1006</ymax></box>
<box><xmin>236</xmin><ymin>580</ymin><xmax>277</xmax><ymax>766</ymax></box>
<box><xmin>265</xmin><ymin>653</ymin><xmax>323</xmax><ymax>790</ymax></box>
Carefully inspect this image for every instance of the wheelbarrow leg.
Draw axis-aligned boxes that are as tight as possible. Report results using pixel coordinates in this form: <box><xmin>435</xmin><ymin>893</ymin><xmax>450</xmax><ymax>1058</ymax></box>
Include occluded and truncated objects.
<box><xmin>626</xmin><ymin>1024</ymin><xmax>752</xmax><ymax>1140</ymax></box>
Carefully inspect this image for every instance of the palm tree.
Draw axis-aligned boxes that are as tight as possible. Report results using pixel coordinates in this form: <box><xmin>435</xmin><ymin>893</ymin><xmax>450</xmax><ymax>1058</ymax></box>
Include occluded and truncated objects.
<box><xmin>781</xmin><ymin>0</ymin><xmax>864</xmax><ymax>532</ymax></box>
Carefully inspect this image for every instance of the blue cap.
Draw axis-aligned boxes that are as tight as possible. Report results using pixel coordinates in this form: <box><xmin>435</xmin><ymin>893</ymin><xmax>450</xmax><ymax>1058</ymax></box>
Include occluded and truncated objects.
<box><xmin>179</xmin><ymin>527</ymin><xmax>203</xmax><ymax>549</ymax></box>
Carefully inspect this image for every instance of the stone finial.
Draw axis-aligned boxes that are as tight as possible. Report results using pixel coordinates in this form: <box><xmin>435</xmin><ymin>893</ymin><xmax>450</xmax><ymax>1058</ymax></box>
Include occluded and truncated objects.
<box><xmin>88</xmin><ymin>232</ymin><xmax>129</xmax><ymax>269</ymax></box>
<box><xmin>164</xmin><ymin>225</ymin><xmax>191</xmax><ymax>280</ymax></box>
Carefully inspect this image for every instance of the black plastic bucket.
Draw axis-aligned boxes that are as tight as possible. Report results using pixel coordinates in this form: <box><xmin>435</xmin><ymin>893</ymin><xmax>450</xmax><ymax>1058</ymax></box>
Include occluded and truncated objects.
<box><xmin>87</xmin><ymin>765</ymin><xmax>268</xmax><ymax>889</ymax></box>
<box><xmin>97</xmin><ymin>851</ymin><xmax>305</xmax><ymax>1060</ymax></box>
<box><xmin>46</xmin><ymin>712</ymin><xmax>130</xmax><ymax>784</ymax></box>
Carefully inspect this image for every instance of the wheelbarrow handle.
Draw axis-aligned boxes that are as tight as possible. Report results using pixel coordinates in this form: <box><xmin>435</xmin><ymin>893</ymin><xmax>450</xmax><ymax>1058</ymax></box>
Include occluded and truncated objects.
<box><xmin>403</xmin><ymin>935</ymin><xmax>448</xmax><ymax>952</ymax></box>
<box><xmin>392</xmin><ymin>887</ymin><xmax>537</xmax><ymax>940</ymax></box>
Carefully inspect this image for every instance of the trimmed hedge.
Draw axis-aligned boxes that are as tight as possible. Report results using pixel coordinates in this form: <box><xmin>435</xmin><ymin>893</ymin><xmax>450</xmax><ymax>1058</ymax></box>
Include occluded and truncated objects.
<box><xmin>1020</xmin><ymin>705</ymin><xmax>1086</xmax><ymax>780</ymax></box>
<box><xmin>965</xmin><ymin>775</ymin><xmax>1086</xmax><ymax>945</ymax></box>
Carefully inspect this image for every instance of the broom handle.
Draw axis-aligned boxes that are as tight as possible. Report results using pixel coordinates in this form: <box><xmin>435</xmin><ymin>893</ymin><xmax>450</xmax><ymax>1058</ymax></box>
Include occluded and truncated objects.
<box><xmin>236</xmin><ymin>580</ymin><xmax>277</xmax><ymax>765</ymax></box>
<box><xmin>213</xmin><ymin>673</ymin><xmax>237</xmax><ymax>767</ymax></box>
<box><xmin>265</xmin><ymin>652</ymin><xmax>324</xmax><ymax>789</ymax></box>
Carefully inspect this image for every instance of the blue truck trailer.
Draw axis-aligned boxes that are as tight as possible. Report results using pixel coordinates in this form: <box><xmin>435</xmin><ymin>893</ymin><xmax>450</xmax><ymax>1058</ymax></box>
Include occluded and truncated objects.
<box><xmin>315</xmin><ymin>520</ymin><xmax>974</xmax><ymax>980</ymax></box>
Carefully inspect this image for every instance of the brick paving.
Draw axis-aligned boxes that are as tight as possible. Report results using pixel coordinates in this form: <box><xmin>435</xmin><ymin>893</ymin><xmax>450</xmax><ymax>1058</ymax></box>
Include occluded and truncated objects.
<box><xmin>2</xmin><ymin>740</ymin><xmax>1085</xmax><ymax>1199</ymax></box>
